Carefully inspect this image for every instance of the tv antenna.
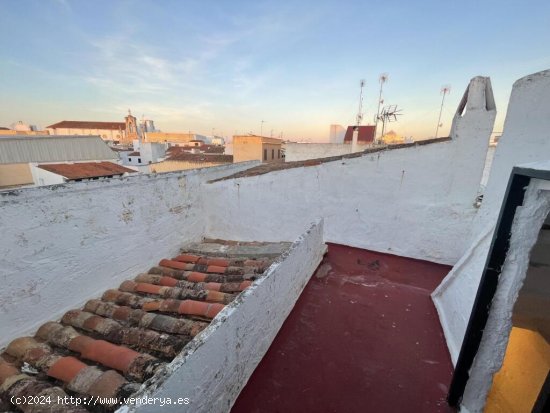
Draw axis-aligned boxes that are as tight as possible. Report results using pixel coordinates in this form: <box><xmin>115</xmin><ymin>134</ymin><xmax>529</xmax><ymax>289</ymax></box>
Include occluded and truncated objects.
<box><xmin>435</xmin><ymin>85</ymin><xmax>451</xmax><ymax>138</ymax></box>
<box><xmin>377</xmin><ymin>105</ymin><xmax>403</xmax><ymax>141</ymax></box>
<box><xmin>260</xmin><ymin>120</ymin><xmax>266</xmax><ymax>137</ymax></box>
<box><xmin>356</xmin><ymin>79</ymin><xmax>366</xmax><ymax>126</ymax></box>
<box><xmin>375</xmin><ymin>73</ymin><xmax>389</xmax><ymax>138</ymax></box>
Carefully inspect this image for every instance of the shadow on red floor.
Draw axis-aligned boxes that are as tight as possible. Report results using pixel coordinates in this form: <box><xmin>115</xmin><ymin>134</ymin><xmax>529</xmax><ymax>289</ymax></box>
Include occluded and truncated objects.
<box><xmin>232</xmin><ymin>243</ymin><xmax>455</xmax><ymax>413</ymax></box>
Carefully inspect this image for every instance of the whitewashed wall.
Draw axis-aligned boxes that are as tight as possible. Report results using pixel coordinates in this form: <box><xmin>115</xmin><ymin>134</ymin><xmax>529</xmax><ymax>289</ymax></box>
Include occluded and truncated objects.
<box><xmin>0</xmin><ymin>161</ymin><xmax>257</xmax><ymax>349</ymax></box>
<box><xmin>29</xmin><ymin>164</ymin><xmax>65</xmax><ymax>186</ymax></box>
<box><xmin>120</xmin><ymin>220</ymin><xmax>326</xmax><ymax>413</ymax></box>
<box><xmin>203</xmin><ymin>77</ymin><xmax>496</xmax><ymax>265</ymax></box>
<box><xmin>284</xmin><ymin>142</ymin><xmax>354</xmax><ymax>161</ymax></box>
<box><xmin>462</xmin><ymin>173</ymin><xmax>550</xmax><ymax>413</ymax></box>
<box><xmin>432</xmin><ymin>69</ymin><xmax>550</xmax><ymax>365</ymax></box>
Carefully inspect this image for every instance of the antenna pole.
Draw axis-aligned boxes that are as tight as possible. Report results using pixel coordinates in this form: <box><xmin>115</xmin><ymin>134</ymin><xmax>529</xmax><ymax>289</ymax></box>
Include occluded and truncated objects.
<box><xmin>356</xmin><ymin>80</ymin><xmax>365</xmax><ymax>126</ymax></box>
<box><xmin>435</xmin><ymin>85</ymin><xmax>451</xmax><ymax>138</ymax></box>
<box><xmin>375</xmin><ymin>73</ymin><xmax>388</xmax><ymax>142</ymax></box>
<box><xmin>260</xmin><ymin>120</ymin><xmax>266</xmax><ymax>137</ymax></box>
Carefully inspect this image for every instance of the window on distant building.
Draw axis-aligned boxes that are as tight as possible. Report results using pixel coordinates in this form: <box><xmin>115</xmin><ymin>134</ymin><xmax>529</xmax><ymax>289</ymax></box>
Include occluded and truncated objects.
<box><xmin>272</xmin><ymin>149</ymin><xmax>274</xmax><ymax>159</ymax></box>
<box><xmin>263</xmin><ymin>149</ymin><xmax>267</xmax><ymax>161</ymax></box>
<box><xmin>128</xmin><ymin>158</ymin><xmax>132</xmax><ymax>162</ymax></box>
<box><xmin>138</xmin><ymin>158</ymin><xmax>142</xmax><ymax>163</ymax></box>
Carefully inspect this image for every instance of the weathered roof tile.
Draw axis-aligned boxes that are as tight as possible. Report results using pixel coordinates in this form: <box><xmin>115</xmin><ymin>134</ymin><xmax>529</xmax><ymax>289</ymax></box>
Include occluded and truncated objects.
<box><xmin>1</xmin><ymin>240</ymin><xmax>281</xmax><ymax>412</ymax></box>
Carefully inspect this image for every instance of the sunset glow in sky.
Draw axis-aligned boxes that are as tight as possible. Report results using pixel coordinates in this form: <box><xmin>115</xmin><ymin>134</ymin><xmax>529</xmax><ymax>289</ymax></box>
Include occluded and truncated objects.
<box><xmin>1</xmin><ymin>0</ymin><xmax>549</xmax><ymax>141</ymax></box>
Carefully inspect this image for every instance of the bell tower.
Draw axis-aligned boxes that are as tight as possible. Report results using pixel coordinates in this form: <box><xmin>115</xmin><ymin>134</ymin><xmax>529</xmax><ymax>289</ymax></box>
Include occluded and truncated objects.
<box><xmin>125</xmin><ymin>109</ymin><xmax>138</xmax><ymax>143</ymax></box>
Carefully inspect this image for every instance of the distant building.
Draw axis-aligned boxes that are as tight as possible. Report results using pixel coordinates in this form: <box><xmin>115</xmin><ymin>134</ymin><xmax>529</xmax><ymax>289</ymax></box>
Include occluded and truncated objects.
<box><xmin>329</xmin><ymin>124</ymin><xmax>346</xmax><ymax>143</ymax></box>
<box><xmin>0</xmin><ymin>121</ymin><xmax>49</xmax><ymax>136</ymax></box>
<box><xmin>31</xmin><ymin>162</ymin><xmax>136</xmax><ymax>185</ymax></box>
<box><xmin>380</xmin><ymin>130</ymin><xmax>409</xmax><ymax>145</ymax></box>
<box><xmin>46</xmin><ymin>111</ymin><xmax>158</xmax><ymax>144</ymax></box>
<box><xmin>124</xmin><ymin>111</ymin><xmax>139</xmax><ymax>142</ymax></box>
<box><xmin>0</xmin><ymin>135</ymin><xmax>119</xmax><ymax>188</ymax></box>
<box><xmin>212</xmin><ymin>136</ymin><xmax>225</xmax><ymax>146</ymax></box>
<box><xmin>47</xmin><ymin>120</ymin><xmax>126</xmax><ymax>141</ymax></box>
<box><xmin>284</xmin><ymin>125</ymin><xmax>376</xmax><ymax>162</ymax></box>
<box><xmin>144</xmin><ymin>132</ymin><xmax>209</xmax><ymax>145</ymax></box>
<box><xmin>166</xmin><ymin>144</ymin><xmax>224</xmax><ymax>156</ymax></box>
<box><xmin>233</xmin><ymin>135</ymin><xmax>283</xmax><ymax>163</ymax></box>
<box><xmin>343</xmin><ymin>125</ymin><xmax>375</xmax><ymax>145</ymax></box>
<box><xmin>119</xmin><ymin>139</ymin><xmax>167</xmax><ymax>172</ymax></box>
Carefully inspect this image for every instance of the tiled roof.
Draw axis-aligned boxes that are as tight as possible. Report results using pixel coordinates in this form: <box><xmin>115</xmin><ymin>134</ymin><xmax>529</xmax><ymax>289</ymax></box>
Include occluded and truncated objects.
<box><xmin>343</xmin><ymin>125</ymin><xmax>375</xmax><ymax>144</ymax></box>
<box><xmin>0</xmin><ymin>243</ymin><xmax>277</xmax><ymax>412</ymax></box>
<box><xmin>128</xmin><ymin>151</ymin><xmax>141</xmax><ymax>156</ymax></box>
<box><xmin>167</xmin><ymin>145</ymin><xmax>225</xmax><ymax>154</ymax></box>
<box><xmin>37</xmin><ymin>162</ymin><xmax>136</xmax><ymax>180</ymax></box>
<box><xmin>47</xmin><ymin>121</ymin><xmax>126</xmax><ymax>130</ymax></box>
<box><xmin>167</xmin><ymin>153</ymin><xmax>233</xmax><ymax>163</ymax></box>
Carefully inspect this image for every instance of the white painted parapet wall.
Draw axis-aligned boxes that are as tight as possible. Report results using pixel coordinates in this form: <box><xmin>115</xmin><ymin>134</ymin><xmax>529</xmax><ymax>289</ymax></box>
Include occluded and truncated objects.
<box><xmin>119</xmin><ymin>220</ymin><xmax>326</xmax><ymax>413</ymax></box>
<box><xmin>204</xmin><ymin>76</ymin><xmax>496</xmax><ymax>265</ymax></box>
<box><xmin>461</xmin><ymin>168</ymin><xmax>550</xmax><ymax>413</ymax></box>
<box><xmin>0</xmin><ymin>161</ymin><xmax>258</xmax><ymax>349</ymax></box>
<box><xmin>432</xmin><ymin>69</ymin><xmax>550</xmax><ymax>366</ymax></box>
<box><xmin>285</xmin><ymin>142</ymin><xmax>355</xmax><ymax>162</ymax></box>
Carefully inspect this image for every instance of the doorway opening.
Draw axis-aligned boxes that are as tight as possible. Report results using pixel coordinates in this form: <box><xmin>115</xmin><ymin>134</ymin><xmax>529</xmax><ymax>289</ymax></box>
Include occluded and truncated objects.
<box><xmin>484</xmin><ymin>216</ymin><xmax>550</xmax><ymax>412</ymax></box>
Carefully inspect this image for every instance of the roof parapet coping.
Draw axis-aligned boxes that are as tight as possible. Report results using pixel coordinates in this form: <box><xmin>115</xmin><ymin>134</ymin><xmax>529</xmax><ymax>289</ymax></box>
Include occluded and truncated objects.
<box><xmin>117</xmin><ymin>220</ymin><xmax>326</xmax><ymax>413</ymax></box>
<box><xmin>208</xmin><ymin>137</ymin><xmax>451</xmax><ymax>182</ymax></box>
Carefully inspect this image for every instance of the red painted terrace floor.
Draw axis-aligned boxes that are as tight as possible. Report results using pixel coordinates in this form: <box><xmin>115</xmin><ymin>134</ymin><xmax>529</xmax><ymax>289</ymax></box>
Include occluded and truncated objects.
<box><xmin>232</xmin><ymin>243</ymin><xmax>455</xmax><ymax>413</ymax></box>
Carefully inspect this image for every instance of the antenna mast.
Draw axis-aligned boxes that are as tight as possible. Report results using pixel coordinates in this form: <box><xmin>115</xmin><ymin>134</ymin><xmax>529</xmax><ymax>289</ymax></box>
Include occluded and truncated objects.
<box><xmin>375</xmin><ymin>73</ymin><xmax>388</xmax><ymax>141</ymax></box>
<box><xmin>435</xmin><ymin>85</ymin><xmax>451</xmax><ymax>138</ymax></box>
<box><xmin>377</xmin><ymin>105</ymin><xmax>403</xmax><ymax>139</ymax></box>
<box><xmin>356</xmin><ymin>79</ymin><xmax>366</xmax><ymax>126</ymax></box>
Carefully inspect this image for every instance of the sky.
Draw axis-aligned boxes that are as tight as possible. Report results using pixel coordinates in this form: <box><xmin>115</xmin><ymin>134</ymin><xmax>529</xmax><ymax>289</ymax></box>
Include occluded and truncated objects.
<box><xmin>1</xmin><ymin>0</ymin><xmax>549</xmax><ymax>141</ymax></box>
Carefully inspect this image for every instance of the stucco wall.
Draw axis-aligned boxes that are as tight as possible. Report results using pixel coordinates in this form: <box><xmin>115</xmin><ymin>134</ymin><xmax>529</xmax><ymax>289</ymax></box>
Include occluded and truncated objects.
<box><xmin>30</xmin><ymin>164</ymin><xmax>65</xmax><ymax>186</ymax></box>
<box><xmin>203</xmin><ymin>77</ymin><xmax>496</xmax><ymax>265</ymax></box>
<box><xmin>262</xmin><ymin>143</ymin><xmax>283</xmax><ymax>162</ymax></box>
<box><xmin>461</xmin><ymin>175</ymin><xmax>550</xmax><ymax>412</ymax></box>
<box><xmin>432</xmin><ymin>69</ymin><xmax>550</xmax><ymax>365</ymax></box>
<box><xmin>233</xmin><ymin>136</ymin><xmax>262</xmax><ymax>163</ymax></box>
<box><xmin>120</xmin><ymin>220</ymin><xmax>326</xmax><ymax>413</ymax></box>
<box><xmin>0</xmin><ymin>161</ymin><xmax>257</xmax><ymax>349</ymax></box>
<box><xmin>0</xmin><ymin>163</ymin><xmax>33</xmax><ymax>187</ymax></box>
<box><xmin>284</xmin><ymin>142</ymin><xmax>353</xmax><ymax>162</ymax></box>
<box><xmin>48</xmin><ymin>127</ymin><xmax>124</xmax><ymax>141</ymax></box>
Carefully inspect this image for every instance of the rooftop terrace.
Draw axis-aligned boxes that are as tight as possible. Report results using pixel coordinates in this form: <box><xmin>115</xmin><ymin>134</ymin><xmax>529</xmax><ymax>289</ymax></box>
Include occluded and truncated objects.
<box><xmin>1</xmin><ymin>70</ymin><xmax>549</xmax><ymax>412</ymax></box>
<box><xmin>233</xmin><ymin>243</ymin><xmax>454</xmax><ymax>413</ymax></box>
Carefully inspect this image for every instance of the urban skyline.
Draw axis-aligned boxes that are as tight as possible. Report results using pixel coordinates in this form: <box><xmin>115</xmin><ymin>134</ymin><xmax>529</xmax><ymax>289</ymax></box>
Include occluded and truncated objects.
<box><xmin>1</xmin><ymin>0</ymin><xmax>550</xmax><ymax>140</ymax></box>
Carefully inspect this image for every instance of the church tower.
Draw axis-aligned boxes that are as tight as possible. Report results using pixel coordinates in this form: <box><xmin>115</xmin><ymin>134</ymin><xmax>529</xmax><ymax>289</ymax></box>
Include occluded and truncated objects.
<box><xmin>125</xmin><ymin>109</ymin><xmax>138</xmax><ymax>143</ymax></box>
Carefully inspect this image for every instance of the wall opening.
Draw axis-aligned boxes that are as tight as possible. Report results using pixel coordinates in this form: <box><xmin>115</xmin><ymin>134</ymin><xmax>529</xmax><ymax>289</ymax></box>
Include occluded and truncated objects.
<box><xmin>447</xmin><ymin>167</ymin><xmax>550</xmax><ymax>409</ymax></box>
<box><xmin>485</xmin><ymin>215</ymin><xmax>550</xmax><ymax>412</ymax></box>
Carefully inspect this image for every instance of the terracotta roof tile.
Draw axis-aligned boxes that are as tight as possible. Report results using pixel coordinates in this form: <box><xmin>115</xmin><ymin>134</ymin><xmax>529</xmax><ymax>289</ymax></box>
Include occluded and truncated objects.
<box><xmin>0</xmin><ymin>240</ymin><xmax>279</xmax><ymax>412</ymax></box>
<box><xmin>37</xmin><ymin>162</ymin><xmax>136</xmax><ymax>180</ymax></box>
<box><xmin>167</xmin><ymin>153</ymin><xmax>233</xmax><ymax>163</ymax></box>
<box><xmin>0</xmin><ymin>358</ymin><xmax>88</xmax><ymax>412</ymax></box>
<box><xmin>47</xmin><ymin>357</ymin><xmax>87</xmax><ymax>383</ymax></box>
<box><xmin>47</xmin><ymin>121</ymin><xmax>125</xmax><ymax>130</ymax></box>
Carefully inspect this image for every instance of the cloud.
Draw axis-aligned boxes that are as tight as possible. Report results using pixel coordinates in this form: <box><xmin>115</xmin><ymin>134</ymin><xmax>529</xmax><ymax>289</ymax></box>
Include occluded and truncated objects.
<box><xmin>84</xmin><ymin>31</ymin><xmax>221</xmax><ymax>99</ymax></box>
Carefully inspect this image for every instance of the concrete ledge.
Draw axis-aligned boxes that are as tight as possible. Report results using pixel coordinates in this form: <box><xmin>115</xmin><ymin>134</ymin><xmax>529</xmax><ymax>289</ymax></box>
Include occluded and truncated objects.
<box><xmin>120</xmin><ymin>219</ymin><xmax>326</xmax><ymax>413</ymax></box>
